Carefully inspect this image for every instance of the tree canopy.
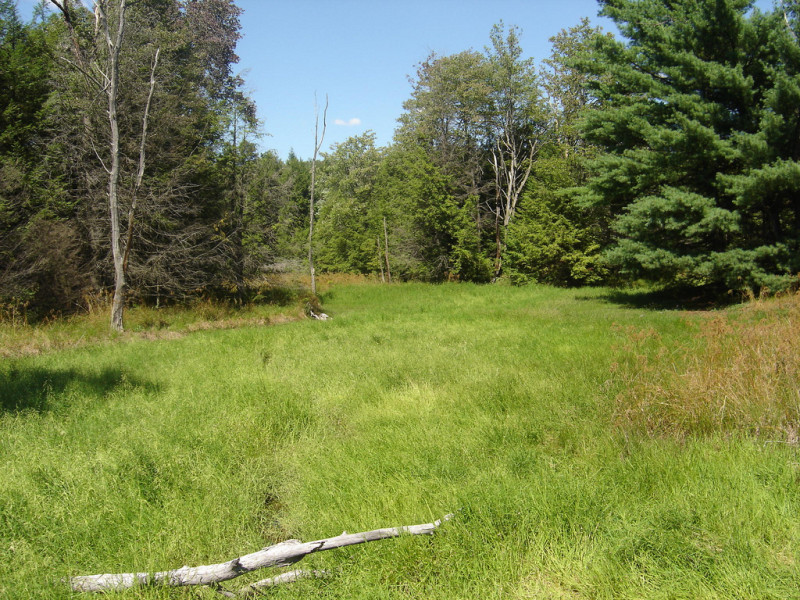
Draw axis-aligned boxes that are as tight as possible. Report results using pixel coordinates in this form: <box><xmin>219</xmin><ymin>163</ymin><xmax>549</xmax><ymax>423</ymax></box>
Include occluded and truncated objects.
<box><xmin>2</xmin><ymin>0</ymin><xmax>798</xmax><ymax>322</ymax></box>
<box><xmin>579</xmin><ymin>0</ymin><xmax>800</xmax><ymax>292</ymax></box>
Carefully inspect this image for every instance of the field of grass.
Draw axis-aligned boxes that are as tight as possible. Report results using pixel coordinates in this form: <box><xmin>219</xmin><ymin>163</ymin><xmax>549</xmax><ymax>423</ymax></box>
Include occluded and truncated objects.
<box><xmin>1</xmin><ymin>282</ymin><xmax>798</xmax><ymax>598</ymax></box>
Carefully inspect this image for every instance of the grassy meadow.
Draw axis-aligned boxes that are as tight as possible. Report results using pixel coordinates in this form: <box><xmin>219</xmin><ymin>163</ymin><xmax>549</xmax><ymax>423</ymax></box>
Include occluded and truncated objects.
<box><xmin>1</xmin><ymin>282</ymin><xmax>798</xmax><ymax>598</ymax></box>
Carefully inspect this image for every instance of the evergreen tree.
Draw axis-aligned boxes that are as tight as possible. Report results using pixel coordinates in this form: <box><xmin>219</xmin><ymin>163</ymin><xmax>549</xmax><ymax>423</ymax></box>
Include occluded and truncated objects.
<box><xmin>506</xmin><ymin>19</ymin><xmax>609</xmax><ymax>286</ymax></box>
<box><xmin>579</xmin><ymin>0</ymin><xmax>800</xmax><ymax>292</ymax></box>
<box><xmin>375</xmin><ymin>145</ymin><xmax>482</xmax><ymax>281</ymax></box>
<box><xmin>43</xmin><ymin>0</ymin><xmax>249</xmax><ymax>312</ymax></box>
<box><xmin>272</xmin><ymin>151</ymin><xmax>311</xmax><ymax>264</ymax></box>
<box><xmin>315</xmin><ymin>132</ymin><xmax>385</xmax><ymax>274</ymax></box>
<box><xmin>0</xmin><ymin>3</ymin><xmax>83</xmax><ymax>317</ymax></box>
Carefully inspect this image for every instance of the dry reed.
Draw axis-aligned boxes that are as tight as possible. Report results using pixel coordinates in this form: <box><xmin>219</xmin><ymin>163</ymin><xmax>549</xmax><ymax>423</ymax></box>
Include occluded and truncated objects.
<box><xmin>613</xmin><ymin>291</ymin><xmax>800</xmax><ymax>442</ymax></box>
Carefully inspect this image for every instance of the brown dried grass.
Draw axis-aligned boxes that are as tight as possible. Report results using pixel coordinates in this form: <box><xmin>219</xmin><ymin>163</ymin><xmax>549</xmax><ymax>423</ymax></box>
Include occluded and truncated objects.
<box><xmin>613</xmin><ymin>291</ymin><xmax>800</xmax><ymax>441</ymax></box>
<box><xmin>0</xmin><ymin>299</ymin><xmax>304</xmax><ymax>358</ymax></box>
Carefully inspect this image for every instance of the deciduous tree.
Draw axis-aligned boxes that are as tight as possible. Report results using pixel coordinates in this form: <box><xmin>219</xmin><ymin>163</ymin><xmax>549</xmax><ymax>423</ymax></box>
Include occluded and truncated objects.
<box><xmin>485</xmin><ymin>23</ymin><xmax>546</xmax><ymax>281</ymax></box>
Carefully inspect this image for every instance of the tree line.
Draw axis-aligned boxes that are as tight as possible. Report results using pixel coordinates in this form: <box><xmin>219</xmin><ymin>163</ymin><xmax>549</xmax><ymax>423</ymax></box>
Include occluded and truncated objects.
<box><xmin>1</xmin><ymin>0</ymin><xmax>799</xmax><ymax>326</ymax></box>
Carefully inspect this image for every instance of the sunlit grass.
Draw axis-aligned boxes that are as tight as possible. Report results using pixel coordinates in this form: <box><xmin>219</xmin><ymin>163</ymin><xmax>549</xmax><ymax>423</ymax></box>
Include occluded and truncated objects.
<box><xmin>1</xmin><ymin>282</ymin><xmax>798</xmax><ymax>598</ymax></box>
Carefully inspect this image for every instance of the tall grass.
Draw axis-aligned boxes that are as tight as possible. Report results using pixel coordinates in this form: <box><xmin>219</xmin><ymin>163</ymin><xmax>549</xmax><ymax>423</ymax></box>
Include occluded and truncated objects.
<box><xmin>0</xmin><ymin>294</ymin><xmax>303</xmax><ymax>360</ymax></box>
<box><xmin>1</xmin><ymin>283</ymin><xmax>798</xmax><ymax>598</ymax></box>
<box><xmin>613</xmin><ymin>291</ymin><xmax>800</xmax><ymax>441</ymax></box>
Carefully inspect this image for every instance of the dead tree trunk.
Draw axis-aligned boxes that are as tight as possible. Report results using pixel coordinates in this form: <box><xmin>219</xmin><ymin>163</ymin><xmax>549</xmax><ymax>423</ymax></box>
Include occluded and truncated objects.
<box><xmin>490</xmin><ymin>131</ymin><xmax>536</xmax><ymax>282</ymax></box>
<box><xmin>122</xmin><ymin>47</ymin><xmax>159</xmax><ymax>279</ymax></box>
<box><xmin>377</xmin><ymin>237</ymin><xmax>385</xmax><ymax>283</ymax></box>
<box><xmin>308</xmin><ymin>95</ymin><xmax>328</xmax><ymax>297</ymax></box>
<box><xmin>54</xmin><ymin>0</ymin><xmax>158</xmax><ymax>331</ymax></box>
<box><xmin>383</xmin><ymin>216</ymin><xmax>392</xmax><ymax>283</ymax></box>
<box><xmin>104</xmin><ymin>0</ymin><xmax>127</xmax><ymax>332</ymax></box>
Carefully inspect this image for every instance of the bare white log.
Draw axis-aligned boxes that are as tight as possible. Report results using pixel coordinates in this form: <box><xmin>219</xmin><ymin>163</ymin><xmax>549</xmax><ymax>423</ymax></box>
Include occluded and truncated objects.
<box><xmin>70</xmin><ymin>515</ymin><xmax>452</xmax><ymax>593</ymax></box>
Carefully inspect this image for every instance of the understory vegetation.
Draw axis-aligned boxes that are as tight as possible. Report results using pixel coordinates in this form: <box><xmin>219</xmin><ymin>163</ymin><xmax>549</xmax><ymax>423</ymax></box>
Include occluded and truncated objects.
<box><xmin>0</xmin><ymin>273</ymin><xmax>328</xmax><ymax>358</ymax></box>
<box><xmin>1</xmin><ymin>282</ymin><xmax>798</xmax><ymax>599</ymax></box>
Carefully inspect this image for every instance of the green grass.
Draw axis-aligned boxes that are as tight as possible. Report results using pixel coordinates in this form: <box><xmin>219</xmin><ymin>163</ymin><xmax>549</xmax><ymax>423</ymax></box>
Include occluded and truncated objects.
<box><xmin>1</xmin><ymin>282</ymin><xmax>798</xmax><ymax>598</ymax></box>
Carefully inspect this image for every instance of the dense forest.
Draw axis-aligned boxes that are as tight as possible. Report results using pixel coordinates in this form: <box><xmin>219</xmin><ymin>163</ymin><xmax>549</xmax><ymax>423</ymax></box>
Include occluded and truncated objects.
<box><xmin>1</xmin><ymin>0</ymin><xmax>799</xmax><ymax>327</ymax></box>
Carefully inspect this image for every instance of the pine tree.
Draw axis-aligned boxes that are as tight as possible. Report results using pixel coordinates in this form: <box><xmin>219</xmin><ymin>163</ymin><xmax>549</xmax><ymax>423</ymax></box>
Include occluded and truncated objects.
<box><xmin>580</xmin><ymin>0</ymin><xmax>800</xmax><ymax>292</ymax></box>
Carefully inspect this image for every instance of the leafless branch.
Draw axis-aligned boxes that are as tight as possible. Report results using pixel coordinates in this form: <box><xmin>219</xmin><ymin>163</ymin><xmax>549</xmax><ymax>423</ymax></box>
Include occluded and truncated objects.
<box><xmin>308</xmin><ymin>93</ymin><xmax>328</xmax><ymax>296</ymax></box>
<box><xmin>123</xmin><ymin>46</ymin><xmax>160</xmax><ymax>276</ymax></box>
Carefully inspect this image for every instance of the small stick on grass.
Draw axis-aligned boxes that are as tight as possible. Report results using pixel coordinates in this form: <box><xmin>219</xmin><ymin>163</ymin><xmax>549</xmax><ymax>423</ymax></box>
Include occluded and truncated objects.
<box><xmin>238</xmin><ymin>569</ymin><xmax>330</xmax><ymax>597</ymax></box>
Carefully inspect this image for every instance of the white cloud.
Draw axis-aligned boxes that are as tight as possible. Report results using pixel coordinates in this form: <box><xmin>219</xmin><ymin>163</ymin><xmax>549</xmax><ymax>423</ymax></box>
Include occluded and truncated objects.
<box><xmin>334</xmin><ymin>118</ymin><xmax>362</xmax><ymax>127</ymax></box>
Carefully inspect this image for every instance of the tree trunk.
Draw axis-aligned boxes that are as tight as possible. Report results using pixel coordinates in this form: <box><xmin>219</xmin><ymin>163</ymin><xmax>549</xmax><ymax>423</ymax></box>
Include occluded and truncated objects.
<box><xmin>107</xmin><ymin>0</ymin><xmax>127</xmax><ymax>332</ymax></box>
<box><xmin>309</xmin><ymin>95</ymin><xmax>327</xmax><ymax>297</ymax></box>
<box><xmin>377</xmin><ymin>237</ymin><xmax>385</xmax><ymax>282</ymax></box>
<box><xmin>493</xmin><ymin>158</ymin><xmax>503</xmax><ymax>281</ymax></box>
<box><xmin>383</xmin><ymin>216</ymin><xmax>392</xmax><ymax>283</ymax></box>
<box><xmin>123</xmin><ymin>47</ymin><xmax>159</xmax><ymax>280</ymax></box>
<box><xmin>230</xmin><ymin>112</ymin><xmax>245</xmax><ymax>301</ymax></box>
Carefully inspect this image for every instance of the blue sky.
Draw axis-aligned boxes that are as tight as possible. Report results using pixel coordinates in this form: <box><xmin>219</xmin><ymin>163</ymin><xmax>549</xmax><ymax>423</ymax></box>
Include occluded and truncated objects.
<box><xmin>235</xmin><ymin>0</ymin><xmax>617</xmax><ymax>158</ymax></box>
<box><xmin>17</xmin><ymin>0</ymin><xmax>775</xmax><ymax>159</ymax></box>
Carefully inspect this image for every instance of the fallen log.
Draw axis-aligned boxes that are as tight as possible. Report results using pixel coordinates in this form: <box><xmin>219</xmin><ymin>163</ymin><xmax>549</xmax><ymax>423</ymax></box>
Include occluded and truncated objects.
<box><xmin>70</xmin><ymin>514</ymin><xmax>452</xmax><ymax>593</ymax></box>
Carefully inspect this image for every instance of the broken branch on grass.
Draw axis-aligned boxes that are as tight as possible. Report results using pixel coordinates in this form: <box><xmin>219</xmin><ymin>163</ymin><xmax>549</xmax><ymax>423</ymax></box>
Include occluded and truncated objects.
<box><xmin>69</xmin><ymin>514</ymin><xmax>452</xmax><ymax>593</ymax></box>
<box><xmin>237</xmin><ymin>569</ymin><xmax>330</xmax><ymax>597</ymax></box>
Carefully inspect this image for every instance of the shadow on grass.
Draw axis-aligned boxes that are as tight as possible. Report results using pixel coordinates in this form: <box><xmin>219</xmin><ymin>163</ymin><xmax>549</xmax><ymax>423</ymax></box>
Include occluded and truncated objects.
<box><xmin>579</xmin><ymin>286</ymin><xmax>742</xmax><ymax>311</ymax></box>
<box><xmin>0</xmin><ymin>365</ymin><xmax>159</xmax><ymax>413</ymax></box>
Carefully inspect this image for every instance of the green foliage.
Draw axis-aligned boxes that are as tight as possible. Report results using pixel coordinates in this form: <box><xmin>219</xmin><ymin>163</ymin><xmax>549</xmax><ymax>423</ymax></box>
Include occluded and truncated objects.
<box><xmin>0</xmin><ymin>0</ymin><xmax>259</xmax><ymax>315</ymax></box>
<box><xmin>395</xmin><ymin>46</ymin><xmax>497</xmax><ymax>279</ymax></box>
<box><xmin>506</xmin><ymin>157</ymin><xmax>606</xmax><ymax>286</ymax></box>
<box><xmin>579</xmin><ymin>0</ymin><xmax>800</xmax><ymax>292</ymax></box>
<box><xmin>504</xmin><ymin>20</ymin><xmax>609</xmax><ymax>286</ymax></box>
<box><xmin>315</xmin><ymin>132</ymin><xmax>385</xmax><ymax>274</ymax></box>
<box><xmin>0</xmin><ymin>4</ymin><xmax>75</xmax><ymax>316</ymax></box>
<box><xmin>396</xmin><ymin>49</ymin><xmax>492</xmax><ymax>194</ymax></box>
<box><xmin>392</xmin><ymin>21</ymin><xmax>605</xmax><ymax>285</ymax></box>
<box><xmin>375</xmin><ymin>145</ymin><xmax>484</xmax><ymax>281</ymax></box>
<box><xmin>272</xmin><ymin>151</ymin><xmax>312</xmax><ymax>261</ymax></box>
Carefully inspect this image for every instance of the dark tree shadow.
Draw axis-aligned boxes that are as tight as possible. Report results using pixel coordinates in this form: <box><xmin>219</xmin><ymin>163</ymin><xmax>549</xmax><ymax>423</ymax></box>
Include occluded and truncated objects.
<box><xmin>0</xmin><ymin>365</ymin><xmax>160</xmax><ymax>413</ymax></box>
<box><xmin>577</xmin><ymin>285</ymin><xmax>742</xmax><ymax>311</ymax></box>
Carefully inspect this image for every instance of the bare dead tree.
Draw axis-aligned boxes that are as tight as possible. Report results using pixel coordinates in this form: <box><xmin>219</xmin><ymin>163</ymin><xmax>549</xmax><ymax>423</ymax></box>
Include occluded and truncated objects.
<box><xmin>383</xmin><ymin>216</ymin><xmax>392</xmax><ymax>283</ymax></box>
<box><xmin>52</xmin><ymin>0</ymin><xmax>159</xmax><ymax>331</ymax></box>
<box><xmin>490</xmin><ymin>131</ymin><xmax>537</xmax><ymax>281</ymax></box>
<box><xmin>308</xmin><ymin>94</ymin><xmax>328</xmax><ymax>297</ymax></box>
<box><xmin>487</xmin><ymin>23</ymin><xmax>542</xmax><ymax>282</ymax></box>
<box><xmin>122</xmin><ymin>46</ymin><xmax>160</xmax><ymax>279</ymax></box>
